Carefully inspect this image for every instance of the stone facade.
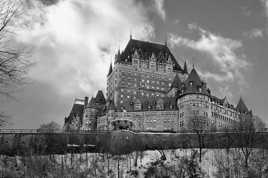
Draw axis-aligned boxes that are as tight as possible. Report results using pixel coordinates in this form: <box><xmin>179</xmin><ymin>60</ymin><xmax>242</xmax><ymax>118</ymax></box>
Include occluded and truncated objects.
<box><xmin>97</xmin><ymin>110</ymin><xmax>179</xmax><ymax>131</ymax></box>
<box><xmin>107</xmin><ymin>39</ymin><xmax>187</xmax><ymax>111</ymax></box>
<box><xmin>64</xmin><ymin>38</ymin><xmax>254</xmax><ymax>132</ymax></box>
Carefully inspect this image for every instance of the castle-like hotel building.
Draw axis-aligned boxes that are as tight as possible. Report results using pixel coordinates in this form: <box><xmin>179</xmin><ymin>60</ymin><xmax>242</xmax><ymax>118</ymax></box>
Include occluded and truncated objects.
<box><xmin>64</xmin><ymin>38</ymin><xmax>252</xmax><ymax>132</ymax></box>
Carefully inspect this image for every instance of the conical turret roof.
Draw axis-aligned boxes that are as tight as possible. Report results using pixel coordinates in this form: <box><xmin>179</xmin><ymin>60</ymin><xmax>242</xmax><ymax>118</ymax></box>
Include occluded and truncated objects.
<box><xmin>185</xmin><ymin>67</ymin><xmax>202</xmax><ymax>85</ymax></box>
<box><xmin>178</xmin><ymin>67</ymin><xmax>210</xmax><ymax>96</ymax></box>
<box><xmin>236</xmin><ymin>97</ymin><xmax>248</xmax><ymax>113</ymax></box>
<box><xmin>95</xmin><ymin>90</ymin><xmax>106</xmax><ymax>104</ymax></box>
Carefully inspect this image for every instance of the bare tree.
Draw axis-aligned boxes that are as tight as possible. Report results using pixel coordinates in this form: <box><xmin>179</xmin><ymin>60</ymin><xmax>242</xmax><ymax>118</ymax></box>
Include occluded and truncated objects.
<box><xmin>186</xmin><ymin>104</ymin><xmax>209</xmax><ymax>163</ymax></box>
<box><xmin>37</xmin><ymin>121</ymin><xmax>61</xmax><ymax>132</ymax></box>
<box><xmin>233</xmin><ymin>111</ymin><xmax>256</xmax><ymax>170</ymax></box>
<box><xmin>0</xmin><ymin>1</ymin><xmax>31</xmax><ymax>127</ymax></box>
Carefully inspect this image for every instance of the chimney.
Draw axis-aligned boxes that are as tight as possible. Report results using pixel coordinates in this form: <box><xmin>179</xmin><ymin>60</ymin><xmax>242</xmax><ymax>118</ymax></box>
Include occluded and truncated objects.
<box><xmin>84</xmin><ymin>96</ymin><xmax>89</xmax><ymax>106</ymax></box>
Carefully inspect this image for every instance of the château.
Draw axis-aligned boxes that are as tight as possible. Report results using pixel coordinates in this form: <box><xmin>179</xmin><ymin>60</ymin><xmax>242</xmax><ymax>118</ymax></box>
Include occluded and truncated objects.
<box><xmin>64</xmin><ymin>38</ymin><xmax>253</xmax><ymax>132</ymax></box>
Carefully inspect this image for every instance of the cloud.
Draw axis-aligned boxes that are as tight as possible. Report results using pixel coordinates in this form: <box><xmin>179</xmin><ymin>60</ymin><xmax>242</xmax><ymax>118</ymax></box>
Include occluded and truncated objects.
<box><xmin>37</xmin><ymin>0</ymin><xmax>59</xmax><ymax>6</ymax></box>
<box><xmin>241</xmin><ymin>6</ymin><xmax>252</xmax><ymax>17</ymax></box>
<box><xmin>243</xmin><ymin>28</ymin><xmax>264</xmax><ymax>38</ymax></box>
<box><xmin>261</xmin><ymin>0</ymin><xmax>268</xmax><ymax>34</ymax></box>
<box><xmin>261</xmin><ymin>0</ymin><xmax>268</xmax><ymax>17</ymax></box>
<box><xmin>16</xmin><ymin>0</ymin><xmax>154</xmax><ymax>97</ymax></box>
<box><xmin>169</xmin><ymin>26</ymin><xmax>249</xmax><ymax>85</ymax></box>
<box><xmin>152</xmin><ymin>0</ymin><xmax>166</xmax><ymax>21</ymax></box>
<box><xmin>187</xmin><ymin>23</ymin><xmax>199</xmax><ymax>31</ymax></box>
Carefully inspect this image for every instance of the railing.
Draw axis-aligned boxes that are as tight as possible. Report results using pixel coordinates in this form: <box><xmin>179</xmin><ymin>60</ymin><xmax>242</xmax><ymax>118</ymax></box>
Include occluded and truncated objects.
<box><xmin>0</xmin><ymin>129</ymin><xmax>111</xmax><ymax>134</ymax></box>
<box><xmin>0</xmin><ymin>128</ymin><xmax>267</xmax><ymax>134</ymax></box>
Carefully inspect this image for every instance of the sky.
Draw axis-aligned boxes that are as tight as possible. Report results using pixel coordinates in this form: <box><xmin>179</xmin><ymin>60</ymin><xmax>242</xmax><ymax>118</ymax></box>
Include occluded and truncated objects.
<box><xmin>0</xmin><ymin>0</ymin><xmax>268</xmax><ymax>128</ymax></box>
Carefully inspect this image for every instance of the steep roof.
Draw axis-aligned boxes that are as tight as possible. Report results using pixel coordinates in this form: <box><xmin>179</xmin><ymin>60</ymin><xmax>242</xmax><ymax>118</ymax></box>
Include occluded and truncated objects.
<box><xmin>66</xmin><ymin>100</ymin><xmax>84</xmax><ymax>125</ymax></box>
<box><xmin>95</xmin><ymin>90</ymin><xmax>106</xmax><ymax>104</ymax></box>
<box><xmin>88</xmin><ymin>97</ymin><xmax>96</xmax><ymax>108</ymax></box>
<box><xmin>236</xmin><ymin>97</ymin><xmax>249</xmax><ymax>113</ymax></box>
<box><xmin>107</xmin><ymin>63</ymin><xmax>113</xmax><ymax>76</ymax></box>
<box><xmin>171</xmin><ymin>74</ymin><xmax>182</xmax><ymax>89</ymax></box>
<box><xmin>69</xmin><ymin>103</ymin><xmax>84</xmax><ymax>118</ymax></box>
<box><xmin>179</xmin><ymin>67</ymin><xmax>210</xmax><ymax>96</ymax></box>
<box><xmin>210</xmin><ymin>96</ymin><xmax>236</xmax><ymax>110</ymax></box>
<box><xmin>185</xmin><ymin>67</ymin><xmax>202</xmax><ymax>85</ymax></box>
<box><xmin>118</xmin><ymin>38</ymin><xmax>183</xmax><ymax>71</ymax></box>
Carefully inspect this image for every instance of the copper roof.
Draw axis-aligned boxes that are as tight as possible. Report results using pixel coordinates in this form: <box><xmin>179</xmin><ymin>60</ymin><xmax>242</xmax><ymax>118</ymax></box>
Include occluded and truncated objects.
<box><xmin>185</xmin><ymin>67</ymin><xmax>202</xmax><ymax>85</ymax></box>
<box><xmin>95</xmin><ymin>90</ymin><xmax>106</xmax><ymax>104</ymax></box>
<box><xmin>117</xmin><ymin>39</ymin><xmax>183</xmax><ymax>71</ymax></box>
<box><xmin>107</xmin><ymin>63</ymin><xmax>113</xmax><ymax>76</ymax></box>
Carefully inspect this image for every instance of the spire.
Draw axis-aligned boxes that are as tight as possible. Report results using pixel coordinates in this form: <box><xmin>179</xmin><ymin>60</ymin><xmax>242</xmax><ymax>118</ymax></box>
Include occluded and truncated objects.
<box><xmin>115</xmin><ymin>49</ymin><xmax>121</xmax><ymax>63</ymax></box>
<box><xmin>183</xmin><ymin>61</ymin><xmax>188</xmax><ymax>74</ymax></box>
<box><xmin>185</xmin><ymin>67</ymin><xmax>202</xmax><ymax>85</ymax></box>
<box><xmin>236</xmin><ymin>97</ymin><xmax>249</xmax><ymax>113</ymax></box>
<box><xmin>171</xmin><ymin>74</ymin><xmax>182</xmax><ymax>89</ymax></box>
<box><xmin>107</xmin><ymin>63</ymin><xmax>113</xmax><ymax>76</ymax></box>
<box><xmin>130</xmin><ymin>31</ymin><xmax>132</xmax><ymax>40</ymax></box>
<box><xmin>164</xmin><ymin>32</ymin><xmax>167</xmax><ymax>46</ymax></box>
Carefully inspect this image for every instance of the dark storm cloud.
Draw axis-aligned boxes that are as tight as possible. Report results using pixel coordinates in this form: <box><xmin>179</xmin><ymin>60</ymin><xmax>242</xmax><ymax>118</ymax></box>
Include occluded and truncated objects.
<box><xmin>38</xmin><ymin>0</ymin><xmax>59</xmax><ymax>6</ymax></box>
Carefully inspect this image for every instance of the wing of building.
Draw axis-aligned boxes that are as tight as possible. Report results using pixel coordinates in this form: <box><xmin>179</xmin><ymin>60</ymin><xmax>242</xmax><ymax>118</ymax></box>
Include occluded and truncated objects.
<box><xmin>64</xmin><ymin>38</ymin><xmax>255</xmax><ymax>132</ymax></box>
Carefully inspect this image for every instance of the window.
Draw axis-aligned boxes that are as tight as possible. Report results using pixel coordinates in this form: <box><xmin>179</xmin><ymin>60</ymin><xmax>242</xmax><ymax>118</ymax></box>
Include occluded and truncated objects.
<box><xmin>193</xmin><ymin>110</ymin><xmax>199</xmax><ymax>115</ymax></box>
<box><xmin>180</xmin><ymin>120</ymin><xmax>184</xmax><ymax>127</ymax></box>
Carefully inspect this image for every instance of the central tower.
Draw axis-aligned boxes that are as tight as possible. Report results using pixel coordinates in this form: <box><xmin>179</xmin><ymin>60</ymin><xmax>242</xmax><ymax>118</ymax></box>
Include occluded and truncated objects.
<box><xmin>107</xmin><ymin>38</ymin><xmax>188</xmax><ymax>111</ymax></box>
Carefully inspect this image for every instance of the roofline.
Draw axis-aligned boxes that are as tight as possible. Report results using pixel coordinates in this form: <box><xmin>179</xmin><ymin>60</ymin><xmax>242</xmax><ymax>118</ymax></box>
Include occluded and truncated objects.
<box><xmin>178</xmin><ymin>92</ymin><xmax>210</xmax><ymax>99</ymax></box>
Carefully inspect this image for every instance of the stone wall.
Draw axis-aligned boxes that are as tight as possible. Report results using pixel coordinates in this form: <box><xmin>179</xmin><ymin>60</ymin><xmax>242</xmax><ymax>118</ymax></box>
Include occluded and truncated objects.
<box><xmin>97</xmin><ymin>110</ymin><xmax>179</xmax><ymax>131</ymax></box>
